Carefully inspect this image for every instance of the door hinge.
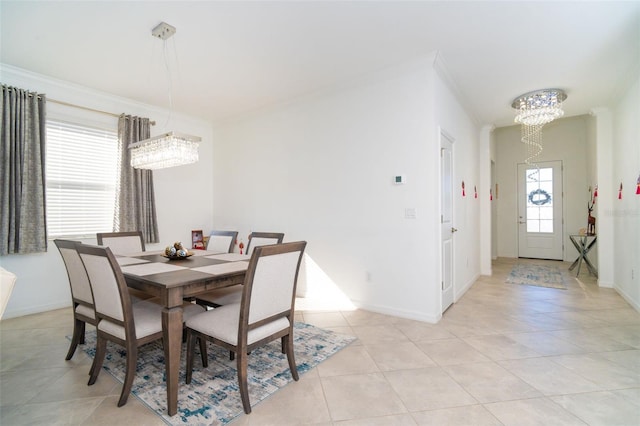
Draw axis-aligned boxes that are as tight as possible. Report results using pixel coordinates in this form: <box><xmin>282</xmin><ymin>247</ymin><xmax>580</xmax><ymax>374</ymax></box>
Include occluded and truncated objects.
<box><xmin>441</xmin><ymin>215</ymin><xmax>443</xmax><ymax>223</ymax></box>
<box><xmin>442</xmin><ymin>281</ymin><xmax>444</xmax><ymax>290</ymax></box>
<box><xmin>440</xmin><ymin>148</ymin><xmax>444</xmax><ymax>157</ymax></box>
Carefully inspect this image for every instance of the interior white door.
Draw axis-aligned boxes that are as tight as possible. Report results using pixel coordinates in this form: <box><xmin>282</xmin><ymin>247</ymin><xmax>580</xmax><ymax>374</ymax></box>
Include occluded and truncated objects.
<box><xmin>441</xmin><ymin>132</ymin><xmax>454</xmax><ymax>312</ymax></box>
<box><xmin>517</xmin><ymin>160</ymin><xmax>563</xmax><ymax>260</ymax></box>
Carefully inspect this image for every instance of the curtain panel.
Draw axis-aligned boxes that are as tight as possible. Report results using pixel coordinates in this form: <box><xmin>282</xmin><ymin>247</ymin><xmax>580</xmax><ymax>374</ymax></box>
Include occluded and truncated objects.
<box><xmin>0</xmin><ymin>85</ymin><xmax>47</xmax><ymax>255</ymax></box>
<box><xmin>115</xmin><ymin>115</ymin><xmax>159</xmax><ymax>244</ymax></box>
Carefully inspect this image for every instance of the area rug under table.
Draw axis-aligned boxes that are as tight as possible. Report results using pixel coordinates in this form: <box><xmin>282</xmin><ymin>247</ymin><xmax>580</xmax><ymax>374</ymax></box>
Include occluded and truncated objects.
<box><xmin>506</xmin><ymin>263</ymin><xmax>567</xmax><ymax>289</ymax></box>
<box><xmin>76</xmin><ymin>322</ymin><xmax>355</xmax><ymax>425</ymax></box>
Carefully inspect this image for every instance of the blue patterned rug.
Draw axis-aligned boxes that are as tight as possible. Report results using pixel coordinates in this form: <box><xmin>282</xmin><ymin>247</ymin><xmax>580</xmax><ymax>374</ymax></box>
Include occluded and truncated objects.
<box><xmin>76</xmin><ymin>322</ymin><xmax>355</xmax><ymax>425</ymax></box>
<box><xmin>506</xmin><ymin>263</ymin><xmax>566</xmax><ymax>289</ymax></box>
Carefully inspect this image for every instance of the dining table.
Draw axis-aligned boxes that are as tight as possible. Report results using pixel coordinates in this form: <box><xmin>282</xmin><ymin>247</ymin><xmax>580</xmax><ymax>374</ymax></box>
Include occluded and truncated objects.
<box><xmin>115</xmin><ymin>249</ymin><xmax>250</xmax><ymax>416</ymax></box>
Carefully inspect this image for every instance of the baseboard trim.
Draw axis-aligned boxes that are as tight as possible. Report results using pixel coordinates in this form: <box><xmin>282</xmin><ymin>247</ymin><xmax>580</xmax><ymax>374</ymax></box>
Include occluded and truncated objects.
<box><xmin>614</xmin><ymin>285</ymin><xmax>640</xmax><ymax>312</ymax></box>
<box><xmin>350</xmin><ymin>300</ymin><xmax>441</xmax><ymax>324</ymax></box>
<box><xmin>2</xmin><ymin>301</ymin><xmax>70</xmax><ymax>320</ymax></box>
<box><xmin>455</xmin><ymin>273</ymin><xmax>479</xmax><ymax>302</ymax></box>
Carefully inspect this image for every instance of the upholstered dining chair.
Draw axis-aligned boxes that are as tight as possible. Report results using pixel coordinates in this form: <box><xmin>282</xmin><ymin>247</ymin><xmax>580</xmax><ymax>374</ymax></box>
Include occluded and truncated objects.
<box><xmin>54</xmin><ymin>239</ymin><xmax>98</xmax><ymax>363</ymax></box>
<box><xmin>0</xmin><ymin>267</ymin><xmax>17</xmax><ymax>320</ymax></box>
<box><xmin>206</xmin><ymin>230</ymin><xmax>238</xmax><ymax>254</ymax></box>
<box><xmin>96</xmin><ymin>231</ymin><xmax>145</xmax><ymax>255</ymax></box>
<box><xmin>183</xmin><ymin>230</ymin><xmax>238</xmax><ymax>306</ymax></box>
<box><xmin>96</xmin><ymin>231</ymin><xmax>154</xmax><ymax>301</ymax></box>
<box><xmin>245</xmin><ymin>231</ymin><xmax>284</xmax><ymax>255</ymax></box>
<box><xmin>185</xmin><ymin>241</ymin><xmax>307</xmax><ymax>414</ymax></box>
<box><xmin>194</xmin><ymin>231</ymin><xmax>285</xmax><ymax>309</ymax></box>
<box><xmin>76</xmin><ymin>243</ymin><xmax>205</xmax><ymax>407</ymax></box>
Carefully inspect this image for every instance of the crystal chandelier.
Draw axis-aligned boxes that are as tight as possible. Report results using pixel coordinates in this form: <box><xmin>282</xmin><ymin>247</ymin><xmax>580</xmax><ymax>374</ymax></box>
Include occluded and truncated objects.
<box><xmin>129</xmin><ymin>22</ymin><xmax>200</xmax><ymax>170</ymax></box>
<box><xmin>512</xmin><ymin>89</ymin><xmax>567</xmax><ymax>167</ymax></box>
<box><xmin>129</xmin><ymin>132</ymin><xmax>200</xmax><ymax>170</ymax></box>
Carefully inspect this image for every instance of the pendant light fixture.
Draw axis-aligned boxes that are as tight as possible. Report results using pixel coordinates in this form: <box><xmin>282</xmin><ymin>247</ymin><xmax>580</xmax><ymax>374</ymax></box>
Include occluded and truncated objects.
<box><xmin>129</xmin><ymin>22</ymin><xmax>200</xmax><ymax>170</ymax></box>
<box><xmin>511</xmin><ymin>88</ymin><xmax>567</xmax><ymax>167</ymax></box>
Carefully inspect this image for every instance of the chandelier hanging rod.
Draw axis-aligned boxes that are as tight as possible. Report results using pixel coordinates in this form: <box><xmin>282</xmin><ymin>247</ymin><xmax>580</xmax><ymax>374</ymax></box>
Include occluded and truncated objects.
<box><xmin>128</xmin><ymin>21</ymin><xmax>201</xmax><ymax>170</ymax></box>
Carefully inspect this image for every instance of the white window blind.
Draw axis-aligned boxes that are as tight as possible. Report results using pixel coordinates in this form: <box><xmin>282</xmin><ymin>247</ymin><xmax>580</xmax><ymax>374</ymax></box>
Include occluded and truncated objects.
<box><xmin>46</xmin><ymin>120</ymin><xmax>118</xmax><ymax>238</ymax></box>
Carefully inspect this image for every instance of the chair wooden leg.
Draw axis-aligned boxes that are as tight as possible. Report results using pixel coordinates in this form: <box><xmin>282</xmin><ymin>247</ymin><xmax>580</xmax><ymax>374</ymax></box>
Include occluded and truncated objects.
<box><xmin>185</xmin><ymin>330</ymin><xmax>196</xmax><ymax>384</ymax></box>
<box><xmin>88</xmin><ymin>357</ymin><xmax>96</xmax><ymax>378</ymax></box>
<box><xmin>118</xmin><ymin>344</ymin><xmax>137</xmax><ymax>407</ymax></box>
<box><xmin>285</xmin><ymin>332</ymin><xmax>299</xmax><ymax>381</ymax></box>
<box><xmin>237</xmin><ymin>350</ymin><xmax>251</xmax><ymax>414</ymax></box>
<box><xmin>79</xmin><ymin>321</ymin><xmax>86</xmax><ymax>345</ymax></box>
<box><xmin>88</xmin><ymin>335</ymin><xmax>107</xmax><ymax>385</ymax></box>
<box><xmin>66</xmin><ymin>318</ymin><xmax>83</xmax><ymax>360</ymax></box>
<box><xmin>198</xmin><ymin>335</ymin><xmax>208</xmax><ymax>368</ymax></box>
<box><xmin>87</xmin><ymin>325</ymin><xmax>97</xmax><ymax>378</ymax></box>
<box><xmin>280</xmin><ymin>336</ymin><xmax>286</xmax><ymax>354</ymax></box>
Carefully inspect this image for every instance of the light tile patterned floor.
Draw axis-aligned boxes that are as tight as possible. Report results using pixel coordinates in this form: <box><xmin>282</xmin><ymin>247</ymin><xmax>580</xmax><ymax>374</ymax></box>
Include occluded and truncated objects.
<box><xmin>1</xmin><ymin>258</ymin><xmax>639</xmax><ymax>425</ymax></box>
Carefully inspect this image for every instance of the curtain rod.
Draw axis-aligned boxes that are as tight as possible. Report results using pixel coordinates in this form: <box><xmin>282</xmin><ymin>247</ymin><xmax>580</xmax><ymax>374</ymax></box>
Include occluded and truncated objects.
<box><xmin>47</xmin><ymin>98</ymin><xmax>156</xmax><ymax>126</ymax></box>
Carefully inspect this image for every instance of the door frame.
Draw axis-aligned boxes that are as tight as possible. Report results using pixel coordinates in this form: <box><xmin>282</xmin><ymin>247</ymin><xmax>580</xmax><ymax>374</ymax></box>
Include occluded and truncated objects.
<box><xmin>517</xmin><ymin>160</ymin><xmax>564</xmax><ymax>260</ymax></box>
<box><xmin>440</xmin><ymin>128</ymin><xmax>455</xmax><ymax>313</ymax></box>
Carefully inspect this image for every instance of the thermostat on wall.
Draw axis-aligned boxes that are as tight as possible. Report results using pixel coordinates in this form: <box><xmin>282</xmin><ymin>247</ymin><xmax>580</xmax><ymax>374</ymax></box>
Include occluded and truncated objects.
<box><xmin>394</xmin><ymin>175</ymin><xmax>406</xmax><ymax>185</ymax></box>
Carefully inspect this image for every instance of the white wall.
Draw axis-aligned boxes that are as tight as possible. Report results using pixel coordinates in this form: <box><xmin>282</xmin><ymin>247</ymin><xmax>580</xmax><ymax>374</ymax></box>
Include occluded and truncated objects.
<box><xmin>591</xmin><ymin>109</ymin><xmax>614</xmax><ymax>287</ymax></box>
<box><xmin>491</xmin><ymin>134</ymin><xmax>498</xmax><ymax>260</ymax></box>
<box><xmin>433</xmin><ymin>72</ymin><xmax>482</xmax><ymax>298</ymax></box>
<box><xmin>212</xmin><ymin>57</ymin><xmax>480</xmax><ymax>323</ymax></box>
<box><xmin>212</xmin><ymin>58</ymin><xmax>436</xmax><ymax>322</ymax></box>
<box><xmin>584</xmin><ymin>113</ymin><xmax>602</xmax><ymax>277</ymax></box>
<box><xmin>0</xmin><ymin>64</ymin><xmax>214</xmax><ymax>318</ymax></box>
<box><xmin>611</xmin><ymin>74</ymin><xmax>640</xmax><ymax>309</ymax></box>
<box><xmin>494</xmin><ymin>116</ymin><xmax>591</xmax><ymax>262</ymax></box>
<box><xmin>479</xmin><ymin>126</ymin><xmax>494</xmax><ymax>275</ymax></box>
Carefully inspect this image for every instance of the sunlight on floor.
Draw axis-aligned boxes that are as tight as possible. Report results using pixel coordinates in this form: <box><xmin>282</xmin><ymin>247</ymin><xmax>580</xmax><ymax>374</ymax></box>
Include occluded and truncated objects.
<box><xmin>296</xmin><ymin>254</ymin><xmax>356</xmax><ymax>312</ymax></box>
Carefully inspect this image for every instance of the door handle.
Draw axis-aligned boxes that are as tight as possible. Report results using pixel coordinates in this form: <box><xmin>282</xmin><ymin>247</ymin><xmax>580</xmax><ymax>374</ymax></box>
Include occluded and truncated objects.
<box><xmin>518</xmin><ymin>221</ymin><xmax>526</xmax><ymax>224</ymax></box>
<box><xmin>451</xmin><ymin>227</ymin><xmax>458</xmax><ymax>233</ymax></box>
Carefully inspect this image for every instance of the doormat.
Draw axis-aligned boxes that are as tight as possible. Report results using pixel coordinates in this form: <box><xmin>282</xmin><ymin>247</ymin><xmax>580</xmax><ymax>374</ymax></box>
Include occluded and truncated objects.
<box><xmin>75</xmin><ymin>322</ymin><xmax>355</xmax><ymax>425</ymax></box>
<box><xmin>506</xmin><ymin>263</ymin><xmax>566</xmax><ymax>289</ymax></box>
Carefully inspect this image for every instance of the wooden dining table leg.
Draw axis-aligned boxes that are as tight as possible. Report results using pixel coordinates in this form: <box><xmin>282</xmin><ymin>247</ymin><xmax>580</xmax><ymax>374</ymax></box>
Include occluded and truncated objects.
<box><xmin>162</xmin><ymin>305</ymin><xmax>183</xmax><ymax>416</ymax></box>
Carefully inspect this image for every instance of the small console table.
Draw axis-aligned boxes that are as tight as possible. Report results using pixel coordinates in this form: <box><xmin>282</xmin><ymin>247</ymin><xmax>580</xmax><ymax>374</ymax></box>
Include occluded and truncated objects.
<box><xmin>568</xmin><ymin>234</ymin><xmax>598</xmax><ymax>277</ymax></box>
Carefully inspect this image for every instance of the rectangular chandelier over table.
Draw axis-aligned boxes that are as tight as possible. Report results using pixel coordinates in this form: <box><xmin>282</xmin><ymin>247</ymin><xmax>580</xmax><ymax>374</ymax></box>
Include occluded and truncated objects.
<box><xmin>129</xmin><ymin>131</ymin><xmax>200</xmax><ymax>170</ymax></box>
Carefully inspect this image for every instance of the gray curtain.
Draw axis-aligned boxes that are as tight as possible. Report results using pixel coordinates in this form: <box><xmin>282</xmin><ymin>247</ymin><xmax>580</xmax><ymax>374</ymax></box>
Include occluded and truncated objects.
<box><xmin>0</xmin><ymin>85</ymin><xmax>47</xmax><ymax>255</ymax></box>
<box><xmin>114</xmin><ymin>115</ymin><xmax>159</xmax><ymax>244</ymax></box>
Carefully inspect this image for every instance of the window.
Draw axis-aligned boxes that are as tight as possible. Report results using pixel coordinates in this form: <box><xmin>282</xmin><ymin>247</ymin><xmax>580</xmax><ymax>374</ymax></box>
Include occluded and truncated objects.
<box><xmin>46</xmin><ymin>120</ymin><xmax>118</xmax><ymax>238</ymax></box>
<box><xmin>525</xmin><ymin>167</ymin><xmax>554</xmax><ymax>233</ymax></box>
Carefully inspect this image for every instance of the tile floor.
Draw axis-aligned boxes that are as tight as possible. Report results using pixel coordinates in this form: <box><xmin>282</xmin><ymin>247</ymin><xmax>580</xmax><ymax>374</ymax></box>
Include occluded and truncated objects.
<box><xmin>1</xmin><ymin>258</ymin><xmax>639</xmax><ymax>425</ymax></box>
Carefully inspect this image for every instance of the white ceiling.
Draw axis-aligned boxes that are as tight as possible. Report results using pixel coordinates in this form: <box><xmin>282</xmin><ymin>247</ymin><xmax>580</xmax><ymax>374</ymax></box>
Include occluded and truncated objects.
<box><xmin>1</xmin><ymin>1</ymin><xmax>639</xmax><ymax>127</ymax></box>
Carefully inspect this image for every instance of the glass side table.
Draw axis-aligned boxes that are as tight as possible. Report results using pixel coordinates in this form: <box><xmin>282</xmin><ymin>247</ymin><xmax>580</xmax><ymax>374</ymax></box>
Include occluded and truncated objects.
<box><xmin>568</xmin><ymin>234</ymin><xmax>598</xmax><ymax>277</ymax></box>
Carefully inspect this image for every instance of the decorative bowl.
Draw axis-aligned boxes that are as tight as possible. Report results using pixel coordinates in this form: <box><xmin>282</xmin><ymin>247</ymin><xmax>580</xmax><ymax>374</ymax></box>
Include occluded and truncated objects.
<box><xmin>162</xmin><ymin>252</ymin><xmax>193</xmax><ymax>260</ymax></box>
<box><xmin>163</xmin><ymin>242</ymin><xmax>191</xmax><ymax>260</ymax></box>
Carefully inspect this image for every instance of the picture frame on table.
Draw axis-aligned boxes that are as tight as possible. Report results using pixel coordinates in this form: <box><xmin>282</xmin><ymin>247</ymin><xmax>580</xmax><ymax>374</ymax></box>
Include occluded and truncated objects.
<box><xmin>192</xmin><ymin>230</ymin><xmax>204</xmax><ymax>250</ymax></box>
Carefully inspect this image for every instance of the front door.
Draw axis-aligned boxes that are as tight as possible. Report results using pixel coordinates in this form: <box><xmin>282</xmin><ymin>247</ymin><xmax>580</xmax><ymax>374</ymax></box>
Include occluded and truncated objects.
<box><xmin>441</xmin><ymin>131</ymin><xmax>454</xmax><ymax>312</ymax></box>
<box><xmin>517</xmin><ymin>160</ymin><xmax>563</xmax><ymax>260</ymax></box>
